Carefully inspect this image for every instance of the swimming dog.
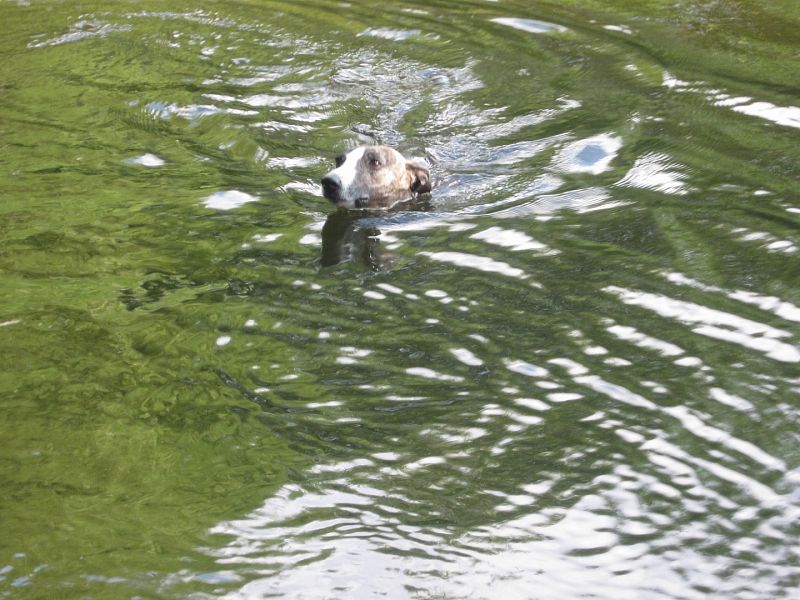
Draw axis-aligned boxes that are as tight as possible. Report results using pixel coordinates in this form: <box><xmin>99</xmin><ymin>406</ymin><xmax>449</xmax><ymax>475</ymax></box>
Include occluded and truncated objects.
<box><xmin>321</xmin><ymin>145</ymin><xmax>431</xmax><ymax>209</ymax></box>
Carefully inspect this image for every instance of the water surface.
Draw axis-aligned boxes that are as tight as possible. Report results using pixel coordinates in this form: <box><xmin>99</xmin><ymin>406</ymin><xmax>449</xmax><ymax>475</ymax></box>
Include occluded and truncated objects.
<box><xmin>2</xmin><ymin>0</ymin><xmax>800</xmax><ymax>598</ymax></box>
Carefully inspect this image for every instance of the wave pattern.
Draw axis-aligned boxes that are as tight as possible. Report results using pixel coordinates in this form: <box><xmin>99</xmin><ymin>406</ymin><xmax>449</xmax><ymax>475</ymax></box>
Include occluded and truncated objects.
<box><xmin>2</xmin><ymin>1</ymin><xmax>799</xmax><ymax>598</ymax></box>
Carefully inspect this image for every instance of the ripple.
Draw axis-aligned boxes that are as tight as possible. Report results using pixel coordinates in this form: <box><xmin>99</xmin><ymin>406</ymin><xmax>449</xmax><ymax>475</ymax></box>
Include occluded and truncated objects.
<box><xmin>725</xmin><ymin>99</ymin><xmax>800</xmax><ymax>129</ymax></box>
<box><xmin>28</xmin><ymin>19</ymin><xmax>132</xmax><ymax>48</ymax></box>
<box><xmin>664</xmin><ymin>72</ymin><xmax>800</xmax><ymax>130</ymax></box>
<box><xmin>665</xmin><ymin>272</ymin><xmax>800</xmax><ymax>323</ymax></box>
<box><xmin>8</xmin><ymin>2</ymin><xmax>800</xmax><ymax>599</ymax></box>
<box><xmin>663</xmin><ymin>405</ymin><xmax>785</xmax><ymax>471</ymax></box>
<box><xmin>145</xmin><ymin>100</ymin><xmax>257</xmax><ymax>120</ymax></box>
<box><xmin>730</xmin><ymin>227</ymin><xmax>799</xmax><ymax>255</ymax></box>
<box><xmin>605</xmin><ymin>286</ymin><xmax>800</xmax><ymax>363</ymax></box>
<box><xmin>496</xmin><ymin>186</ymin><xmax>624</xmax><ymax>218</ymax></box>
<box><xmin>615</xmin><ymin>152</ymin><xmax>690</xmax><ymax>195</ymax></box>
<box><xmin>357</xmin><ymin>27</ymin><xmax>428</xmax><ymax>41</ymax></box>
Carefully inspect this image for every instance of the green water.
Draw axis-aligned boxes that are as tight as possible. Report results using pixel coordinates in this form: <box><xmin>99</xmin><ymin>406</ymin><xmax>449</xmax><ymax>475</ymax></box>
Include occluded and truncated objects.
<box><xmin>2</xmin><ymin>1</ymin><xmax>799</xmax><ymax>598</ymax></box>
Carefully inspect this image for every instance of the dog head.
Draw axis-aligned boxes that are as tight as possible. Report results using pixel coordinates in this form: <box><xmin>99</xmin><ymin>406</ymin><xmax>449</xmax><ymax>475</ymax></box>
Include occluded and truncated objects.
<box><xmin>321</xmin><ymin>145</ymin><xmax>431</xmax><ymax>209</ymax></box>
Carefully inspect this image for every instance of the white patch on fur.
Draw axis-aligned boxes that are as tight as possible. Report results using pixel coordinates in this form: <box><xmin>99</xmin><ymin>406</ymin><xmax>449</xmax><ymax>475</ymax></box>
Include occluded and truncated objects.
<box><xmin>333</xmin><ymin>146</ymin><xmax>366</xmax><ymax>192</ymax></box>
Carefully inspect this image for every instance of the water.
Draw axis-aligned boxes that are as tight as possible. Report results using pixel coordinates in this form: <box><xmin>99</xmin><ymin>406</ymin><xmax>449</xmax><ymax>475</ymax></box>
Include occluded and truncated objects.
<box><xmin>2</xmin><ymin>1</ymin><xmax>799</xmax><ymax>598</ymax></box>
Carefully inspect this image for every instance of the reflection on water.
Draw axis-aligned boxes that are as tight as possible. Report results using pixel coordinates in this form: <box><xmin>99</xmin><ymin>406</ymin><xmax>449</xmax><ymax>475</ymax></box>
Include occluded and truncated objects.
<box><xmin>664</xmin><ymin>72</ymin><xmax>800</xmax><ymax>130</ymax></box>
<box><xmin>605</xmin><ymin>286</ymin><xmax>800</xmax><ymax>363</ymax></box>
<box><xmin>320</xmin><ymin>210</ymin><xmax>382</xmax><ymax>269</ymax></box>
<box><xmin>2</xmin><ymin>0</ymin><xmax>800</xmax><ymax>598</ymax></box>
<box><xmin>204</xmin><ymin>190</ymin><xmax>260</xmax><ymax>211</ymax></box>
<box><xmin>491</xmin><ymin>17</ymin><xmax>569</xmax><ymax>35</ymax></box>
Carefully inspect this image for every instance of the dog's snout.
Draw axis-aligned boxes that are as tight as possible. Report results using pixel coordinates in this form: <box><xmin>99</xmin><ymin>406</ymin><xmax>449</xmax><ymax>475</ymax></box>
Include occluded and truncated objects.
<box><xmin>321</xmin><ymin>174</ymin><xmax>342</xmax><ymax>202</ymax></box>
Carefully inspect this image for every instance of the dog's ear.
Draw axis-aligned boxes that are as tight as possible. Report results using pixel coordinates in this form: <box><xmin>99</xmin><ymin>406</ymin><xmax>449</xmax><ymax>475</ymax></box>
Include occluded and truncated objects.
<box><xmin>406</xmin><ymin>159</ymin><xmax>431</xmax><ymax>195</ymax></box>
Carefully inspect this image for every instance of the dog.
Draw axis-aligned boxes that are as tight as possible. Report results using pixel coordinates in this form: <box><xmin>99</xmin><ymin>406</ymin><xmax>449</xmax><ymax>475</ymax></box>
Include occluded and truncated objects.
<box><xmin>321</xmin><ymin>145</ymin><xmax>431</xmax><ymax>210</ymax></box>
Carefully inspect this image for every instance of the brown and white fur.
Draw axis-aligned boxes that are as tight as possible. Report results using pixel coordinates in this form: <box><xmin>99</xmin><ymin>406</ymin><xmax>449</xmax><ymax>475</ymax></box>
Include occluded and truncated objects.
<box><xmin>321</xmin><ymin>145</ymin><xmax>431</xmax><ymax>209</ymax></box>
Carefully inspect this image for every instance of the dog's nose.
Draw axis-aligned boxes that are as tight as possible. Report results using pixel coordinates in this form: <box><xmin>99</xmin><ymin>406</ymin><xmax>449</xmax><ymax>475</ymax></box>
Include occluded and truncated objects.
<box><xmin>321</xmin><ymin>174</ymin><xmax>342</xmax><ymax>202</ymax></box>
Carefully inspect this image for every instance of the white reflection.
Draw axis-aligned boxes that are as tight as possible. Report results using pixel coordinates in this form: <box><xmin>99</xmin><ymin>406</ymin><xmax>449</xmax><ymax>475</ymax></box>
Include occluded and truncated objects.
<box><xmin>123</xmin><ymin>153</ymin><xmax>165</xmax><ymax>167</ymax></box>
<box><xmin>547</xmin><ymin>357</ymin><xmax>588</xmax><ymax>376</ymax></box>
<box><xmin>404</xmin><ymin>456</ymin><xmax>447</xmax><ymax>471</ymax></box>
<box><xmin>298</xmin><ymin>234</ymin><xmax>321</xmax><ymax>245</ymax></box>
<box><xmin>730</xmin><ymin>101</ymin><xmax>800</xmax><ymax>129</ymax></box>
<box><xmin>376</xmin><ymin>283</ymin><xmax>404</xmax><ymax>295</ymax></box>
<box><xmin>195</xmin><ymin>427</ymin><xmax>793</xmax><ymax>600</ymax></box>
<box><xmin>227</xmin><ymin>66</ymin><xmax>293</xmax><ymax>87</ymax></box>
<box><xmin>552</xmin><ymin>133</ymin><xmax>622</xmax><ymax>175</ymax></box>
<box><xmin>280</xmin><ymin>181</ymin><xmax>321</xmax><ymax>195</ymax></box>
<box><xmin>340</xmin><ymin>347</ymin><xmax>371</xmax><ymax>358</ymax></box>
<box><xmin>606</xmin><ymin>324</ymin><xmax>685</xmax><ymax>357</ymax></box>
<box><xmin>584</xmin><ymin>345</ymin><xmax>608</xmax><ymax>355</ymax></box>
<box><xmin>422</xmin><ymin>426</ymin><xmax>488</xmax><ymax>444</ymax></box>
<box><xmin>663</xmin><ymin>405</ymin><xmax>784</xmax><ymax>471</ymax></box>
<box><xmin>709</xmin><ymin>387</ymin><xmax>754</xmax><ymax>412</ymax></box>
<box><xmin>547</xmin><ymin>392</ymin><xmax>583</xmax><ymax>403</ymax></box>
<box><xmin>251</xmin><ymin>233</ymin><xmax>282</xmax><ymax>243</ymax></box>
<box><xmin>491</xmin><ymin>17</ymin><xmax>568</xmax><ymax>34</ymax></box>
<box><xmin>731</xmin><ymin>227</ymin><xmax>799</xmax><ymax>254</ymax></box>
<box><xmin>664</xmin><ymin>73</ymin><xmax>800</xmax><ymax>130</ymax></box>
<box><xmin>470</xmin><ymin>226</ymin><xmax>552</xmax><ymax>253</ymax></box>
<box><xmin>357</xmin><ymin>27</ymin><xmax>427</xmax><ymax>41</ymax></box>
<box><xmin>603</xmin><ymin>24</ymin><xmax>633</xmax><ymax>34</ymax></box>
<box><xmin>694</xmin><ymin>325</ymin><xmax>800</xmax><ymax>363</ymax></box>
<box><xmin>605</xmin><ymin>286</ymin><xmax>800</xmax><ymax>363</ymax></box>
<box><xmin>337</xmin><ymin>346</ymin><xmax>372</xmax><ymax>365</ymax></box>
<box><xmin>372</xmin><ymin>452</ymin><xmax>401</xmax><ymax>462</ymax></box>
<box><xmin>28</xmin><ymin>19</ymin><xmax>132</xmax><ymax>48</ymax></box>
<box><xmin>519</xmin><ymin>186</ymin><xmax>625</xmax><ymax>217</ymax></box>
<box><xmin>146</xmin><ymin>100</ymin><xmax>256</xmax><ymax>119</ymax></box>
<box><xmin>203</xmin><ymin>190</ymin><xmax>259</xmax><ymax>210</ymax></box>
<box><xmin>450</xmin><ymin>348</ymin><xmax>484</xmax><ymax>367</ymax></box>
<box><xmin>406</xmin><ymin>367</ymin><xmax>464</xmax><ymax>383</ymax></box>
<box><xmin>574</xmin><ymin>374</ymin><xmax>657</xmax><ymax>410</ymax></box>
<box><xmin>362</xmin><ymin>290</ymin><xmax>387</xmax><ymax>300</ymax></box>
<box><xmin>615</xmin><ymin>152</ymin><xmax>689</xmax><ymax>195</ymax></box>
<box><xmin>643</xmin><ymin>437</ymin><xmax>781</xmax><ymax>506</ymax></box>
<box><xmin>266</xmin><ymin>156</ymin><xmax>320</xmax><ymax>169</ymax></box>
<box><xmin>420</xmin><ymin>251</ymin><xmax>528</xmax><ymax>279</ymax></box>
<box><xmin>514</xmin><ymin>398</ymin><xmax>551</xmax><ymax>411</ymax></box>
<box><xmin>504</xmin><ymin>359</ymin><xmax>549</xmax><ymax>378</ymax></box>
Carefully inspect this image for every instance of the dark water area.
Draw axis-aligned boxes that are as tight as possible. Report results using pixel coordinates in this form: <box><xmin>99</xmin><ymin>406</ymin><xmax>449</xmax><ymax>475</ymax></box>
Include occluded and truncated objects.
<box><xmin>2</xmin><ymin>1</ymin><xmax>800</xmax><ymax>598</ymax></box>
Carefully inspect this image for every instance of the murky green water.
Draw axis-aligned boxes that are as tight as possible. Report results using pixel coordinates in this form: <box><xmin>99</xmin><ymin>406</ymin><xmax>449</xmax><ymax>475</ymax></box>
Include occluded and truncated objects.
<box><xmin>2</xmin><ymin>0</ymin><xmax>799</xmax><ymax>598</ymax></box>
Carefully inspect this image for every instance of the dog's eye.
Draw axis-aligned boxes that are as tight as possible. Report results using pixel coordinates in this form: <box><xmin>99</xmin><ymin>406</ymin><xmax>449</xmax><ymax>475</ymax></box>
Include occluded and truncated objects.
<box><xmin>368</xmin><ymin>158</ymin><xmax>382</xmax><ymax>168</ymax></box>
<box><xmin>335</xmin><ymin>154</ymin><xmax>346</xmax><ymax>167</ymax></box>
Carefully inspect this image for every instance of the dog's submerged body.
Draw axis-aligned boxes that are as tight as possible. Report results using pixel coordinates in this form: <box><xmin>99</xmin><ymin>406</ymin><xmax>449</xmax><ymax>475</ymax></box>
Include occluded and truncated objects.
<box><xmin>321</xmin><ymin>145</ymin><xmax>431</xmax><ymax>209</ymax></box>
